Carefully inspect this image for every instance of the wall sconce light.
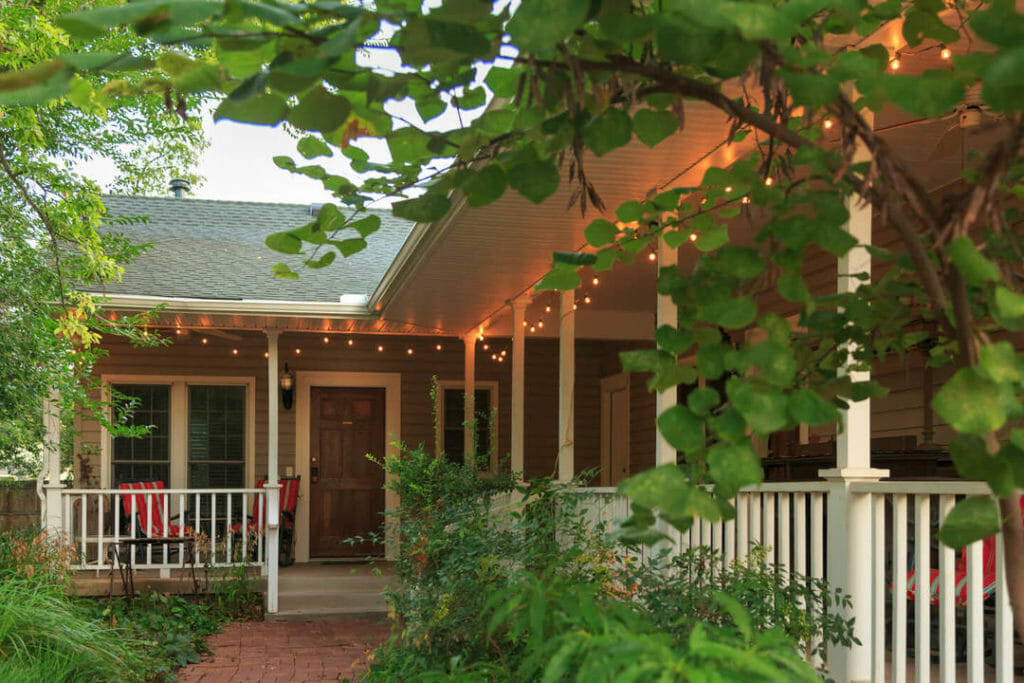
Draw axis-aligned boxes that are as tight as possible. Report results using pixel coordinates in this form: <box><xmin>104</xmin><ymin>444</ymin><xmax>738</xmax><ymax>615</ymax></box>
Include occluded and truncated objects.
<box><xmin>279</xmin><ymin>363</ymin><xmax>295</xmax><ymax>410</ymax></box>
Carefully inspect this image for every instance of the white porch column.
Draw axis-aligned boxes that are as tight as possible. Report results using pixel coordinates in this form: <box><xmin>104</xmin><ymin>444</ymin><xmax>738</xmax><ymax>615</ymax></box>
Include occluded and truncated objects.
<box><xmin>265</xmin><ymin>329</ymin><xmax>281</xmax><ymax>614</ymax></box>
<box><xmin>818</xmin><ymin>109</ymin><xmax>887</xmax><ymax>683</ymax></box>
<box><xmin>463</xmin><ymin>331</ymin><xmax>477</xmax><ymax>466</ymax></box>
<box><xmin>558</xmin><ymin>290</ymin><xmax>575</xmax><ymax>482</ymax></box>
<box><xmin>42</xmin><ymin>390</ymin><xmax>63</xmax><ymax>534</ymax></box>
<box><xmin>510</xmin><ymin>296</ymin><xmax>530</xmax><ymax>477</ymax></box>
<box><xmin>655</xmin><ymin>234</ymin><xmax>679</xmax><ymax>466</ymax></box>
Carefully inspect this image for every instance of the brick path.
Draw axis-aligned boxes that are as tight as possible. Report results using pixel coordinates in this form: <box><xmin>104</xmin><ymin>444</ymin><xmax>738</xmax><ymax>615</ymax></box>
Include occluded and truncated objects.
<box><xmin>176</xmin><ymin>618</ymin><xmax>390</xmax><ymax>682</ymax></box>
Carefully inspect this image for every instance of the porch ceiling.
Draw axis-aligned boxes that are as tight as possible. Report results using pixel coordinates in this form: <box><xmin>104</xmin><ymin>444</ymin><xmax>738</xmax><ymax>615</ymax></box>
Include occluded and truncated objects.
<box><xmin>378</xmin><ymin>31</ymin><xmax>997</xmax><ymax>340</ymax></box>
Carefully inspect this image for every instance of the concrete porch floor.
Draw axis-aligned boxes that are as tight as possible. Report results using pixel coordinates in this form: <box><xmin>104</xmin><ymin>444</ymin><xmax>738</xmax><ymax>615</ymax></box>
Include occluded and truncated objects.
<box><xmin>271</xmin><ymin>561</ymin><xmax>394</xmax><ymax>621</ymax></box>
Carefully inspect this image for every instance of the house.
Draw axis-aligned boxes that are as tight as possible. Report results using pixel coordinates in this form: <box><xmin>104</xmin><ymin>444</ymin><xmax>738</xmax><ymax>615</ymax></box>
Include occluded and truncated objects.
<box><xmin>36</xmin><ymin>44</ymin><xmax>1019</xmax><ymax>683</ymax></box>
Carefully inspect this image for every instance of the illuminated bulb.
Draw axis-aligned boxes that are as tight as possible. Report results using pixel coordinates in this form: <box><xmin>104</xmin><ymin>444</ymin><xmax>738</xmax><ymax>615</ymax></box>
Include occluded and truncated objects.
<box><xmin>741</xmin><ymin>196</ymin><xmax>751</xmax><ymax>204</ymax></box>
<box><xmin>435</xmin><ymin>344</ymin><xmax>442</xmax><ymax>351</ymax></box>
<box><xmin>544</xmin><ymin>305</ymin><xmax>551</xmax><ymax>313</ymax></box>
<box><xmin>529</xmin><ymin>325</ymin><xmax>536</xmax><ymax>333</ymax></box>
<box><xmin>573</xmin><ymin>303</ymin><xmax>578</xmax><ymax>310</ymax></box>
<box><xmin>406</xmin><ymin>348</ymin><xmax>413</xmax><ymax>355</ymax></box>
<box><xmin>175</xmin><ymin>328</ymin><xmax>182</xmax><ymax>335</ymax></box>
<box><xmin>584</xmin><ymin>295</ymin><xmax>592</xmax><ymax>304</ymax></box>
<box><xmin>700</xmin><ymin>197</ymin><xmax>708</xmax><ymax>205</ymax></box>
<box><xmin>347</xmin><ymin>339</ymin><xmax>354</xmax><ymax>346</ymax></box>
<box><xmin>295</xmin><ymin>348</ymin><xmax>301</xmax><ymax>355</ymax></box>
<box><xmin>940</xmin><ymin>46</ymin><xmax>951</xmax><ymax>60</ymax></box>
<box><xmin>823</xmin><ymin>118</ymin><xmax>834</xmax><ymax>130</ymax></box>
<box><xmin>201</xmin><ymin>338</ymin><xmax>208</xmax><ymax>345</ymax></box>
<box><xmin>377</xmin><ymin>345</ymin><xmax>384</xmax><ymax>352</ymax></box>
<box><xmin>497</xmin><ymin>356</ymin><xmax>504</xmax><ymax>363</ymax></box>
<box><xmin>764</xmin><ymin>176</ymin><xmax>774</xmax><ymax>187</ymax></box>
<box><xmin>889</xmin><ymin>57</ymin><xmax>900</xmax><ymax>71</ymax></box>
<box><xmin>522</xmin><ymin>320</ymin><xmax>528</xmax><ymax>327</ymax></box>
<box><xmin>491</xmin><ymin>353</ymin><xmax>498</xmax><ymax>360</ymax></box>
<box><xmin>537</xmin><ymin>320</ymin><xmax>544</xmax><ymax>328</ymax></box>
<box><xmin>142</xmin><ymin>330</ymin><xmax>148</xmax><ymax>337</ymax></box>
<box><xmin>648</xmin><ymin>251</ymin><xmax>657</xmax><ymax>261</ymax></box>
<box><xmin>232</xmin><ymin>348</ymin><xmax>239</xmax><ymax>356</ymax></box>
<box><xmin>482</xmin><ymin>343</ymin><xmax>490</xmax><ymax>350</ymax></box>
<box><xmin>323</xmin><ymin>336</ymin><xmax>329</xmax><ymax>344</ymax></box>
<box><xmin>592</xmin><ymin>277</ymin><xmax>599</xmax><ymax>286</ymax></box>
<box><xmin>689</xmin><ymin>233</ymin><xmax>698</xmax><ymax>242</ymax></box>
<box><xmin>724</xmin><ymin>186</ymin><xmax>733</xmax><ymax>193</ymax></box>
<box><xmin>501</xmin><ymin>349</ymin><xmax>507</xmax><ymax>356</ymax></box>
<box><xmin>263</xmin><ymin>351</ymin><xmax>269</xmax><ymax>359</ymax></box>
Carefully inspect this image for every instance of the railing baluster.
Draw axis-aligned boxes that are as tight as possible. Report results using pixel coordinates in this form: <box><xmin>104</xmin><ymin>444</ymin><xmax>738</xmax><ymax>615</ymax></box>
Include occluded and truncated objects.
<box><xmin>227</xmin><ymin>493</ymin><xmax>233</xmax><ymax>565</ymax></box>
<box><xmin>938</xmin><ymin>494</ymin><xmax>955</xmax><ymax>683</ymax></box>
<box><xmin>794</xmin><ymin>493</ymin><xmax>806</xmax><ymax>577</ymax></box>
<box><xmin>145</xmin><ymin>494</ymin><xmax>153</xmax><ymax>565</ymax></box>
<box><xmin>762</xmin><ymin>492</ymin><xmax>775</xmax><ymax>565</ymax></box>
<box><xmin>736</xmin><ymin>492</ymin><xmax>749</xmax><ymax>563</ymax></box>
<box><xmin>872</xmin><ymin>494</ymin><xmax>885</xmax><ymax>683</ymax></box>
<box><xmin>892</xmin><ymin>494</ymin><xmax>908</xmax><ymax>683</ymax></box>
<box><xmin>778</xmin><ymin>493</ymin><xmax>790</xmax><ymax>576</ymax></box>
<box><xmin>750</xmin><ymin>492</ymin><xmax>762</xmax><ymax>549</ymax></box>
<box><xmin>97</xmin><ymin>494</ymin><xmax>105</xmax><ymax>569</ymax></box>
<box><xmin>211</xmin><ymin>492</ymin><xmax>218</xmax><ymax>566</ymax></box>
<box><xmin>80</xmin><ymin>493</ymin><xmax>87</xmax><ymax>564</ymax></box>
<box><xmin>163</xmin><ymin>492</ymin><xmax>170</xmax><ymax>565</ymax></box>
<box><xmin>723</xmin><ymin>497</ymin><xmax>736</xmax><ymax>572</ymax></box>
<box><xmin>995</xmin><ymin>531</ymin><xmax>1012</xmax><ymax>683</ymax></box>
<box><xmin>195</xmin><ymin>492</ymin><xmax>201</xmax><ymax>565</ymax></box>
<box><xmin>810</xmin><ymin>491</ymin><xmax>824</xmax><ymax>670</ymax></box>
<box><xmin>257</xmin><ymin>492</ymin><xmax>265</xmax><ymax>566</ymax></box>
<box><xmin>965</xmin><ymin>539</ymin><xmax>983</xmax><ymax>683</ymax></box>
<box><xmin>114</xmin><ymin>493</ymin><xmax>121</xmax><ymax>567</ymax></box>
<box><xmin>914</xmin><ymin>494</ymin><xmax>930</xmax><ymax>683</ymax></box>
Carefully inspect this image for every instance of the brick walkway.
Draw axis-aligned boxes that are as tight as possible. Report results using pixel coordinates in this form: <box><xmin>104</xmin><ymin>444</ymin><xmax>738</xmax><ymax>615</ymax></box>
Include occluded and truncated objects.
<box><xmin>177</xmin><ymin>618</ymin><xmax>390</xmax><ymax>682</ymax></box>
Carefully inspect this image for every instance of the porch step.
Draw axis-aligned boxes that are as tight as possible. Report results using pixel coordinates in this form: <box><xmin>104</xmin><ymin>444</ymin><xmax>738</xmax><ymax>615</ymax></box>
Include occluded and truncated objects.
<box><xmin>271</xmin><ymin>562</ymin><xmax>393</xmax><ymax>621</ymax></box>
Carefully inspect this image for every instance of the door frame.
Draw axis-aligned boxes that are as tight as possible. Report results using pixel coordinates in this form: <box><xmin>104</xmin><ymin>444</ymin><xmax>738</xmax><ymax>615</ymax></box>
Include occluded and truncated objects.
<box><xmin>294</xmin><ymin>371</ymin><xmax>401</xmax><ymax>562</ymax></box>
<box><xmin>600</xmin><ymin>373</ymin><xmax>630</xmax><ymax>487</ymax></box>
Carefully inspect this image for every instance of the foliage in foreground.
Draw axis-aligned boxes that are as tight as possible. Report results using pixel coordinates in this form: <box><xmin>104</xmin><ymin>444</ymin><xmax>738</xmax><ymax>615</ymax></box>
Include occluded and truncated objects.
<box><xmin>367</xmin><ymin>447</ymin><xmax>849</xmax><ymax>681</ymax></box>
<box><xmin>0</xmin><ymin>528</ymin><xmax>260</xmax><ymax>682</ymax></box>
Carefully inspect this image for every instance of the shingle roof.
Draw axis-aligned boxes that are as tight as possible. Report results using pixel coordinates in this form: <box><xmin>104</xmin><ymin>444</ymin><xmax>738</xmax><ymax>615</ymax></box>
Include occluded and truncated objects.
<box><xmin>89</xmin><ymin>196</ymin><xmax>413</xmax><ymax>303</ymax></box>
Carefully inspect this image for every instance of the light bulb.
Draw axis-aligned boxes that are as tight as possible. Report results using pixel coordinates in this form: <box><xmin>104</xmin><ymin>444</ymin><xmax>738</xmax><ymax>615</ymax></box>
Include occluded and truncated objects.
<box><xmin>295</xmin><ymin>348</ymin><xmax>301</xmax><ymax>355</ymax></box>
<box><xmin>537</xmin><ymin>321</ymin><xmax>544</xmax><ymax>328</ymax></box>
<box><xmin>592</xmin><ymin>277</ymin><xmax>599</xmax><ymax>286</ymax></box>
<box><xmin>523</xmin><ymin>320</ymin><xmax>528</xmax><ymax>327</ymax></box>
<box><xmin>689</xmin><ymin>233</ymin><xmax>698</xmax><ymax>242</ymax></box>
<box><xmin>544</xmin><ymin>305</ymin><xmax>551</xmax><ymax>313</ymax></box>
<box><xmin>201</xmin><ymin>338</ymin><xmax>208</xmax><ymax>345</ymax></box>
<box><xmin>232</xmin><ymin>349</ymin><xmax>238</xmax><ymax>356</ymax></box>
<box><xmin>764</xmin><ymin>176</ymin><xmax>774</xmax><ymax>187</ymax></box>
<box><xmin>377</xmin><ymin>345</ymin><xmax>384</xmax><ymax>352</ymax></box>
<box><xmin>584</xmin><ymin>296</ymin><xmax>592</xmax><ymax>304</ymax></box>
<box><xmin>529</xmin><ymin>325</ymin><xmax>536</xmax><ymax>333</ymax></box>
<box><xmin>741</xmin><ymin>196</ymin><xmax>751</xmax><ymax>204</ymax></box>
<box><xmin>648</xmin><ymin>251</ymin><xmax>657</xmax><ymax>261</ymax></box>
<box><xmin>175</xmin><ymin>328</ymin><xmax>182</xmax><ymax>335</ymax></box>
<box><xmin>435</xmin><ymin>344</ymin><xmax>442</xmax><ymax>351</ymax></box>
<box><xmin>264</xmin><ymin>351</ymin><xmax>269</xmax><ymax>359</ymax></box>
<box><xmin>724</xmin><ymin>186</ymin><xmax>733</xmax><ymax>193</ymax></box>
<box><xmin>347</xmin><ymin>339</ymin><xmax>354</xmax><ymax>346</ymax></box>
<box><xmin>940</xmin><ymin>46</ymin><xmax>951</xmax><ymax>60</ymax></box>
<box><xmin>482</xmin><ymin>343</ymin><xmax>489</xmax><ymax>350</ymax></box>
<box><xmin>823</xmin><ymin>119</ymin><xmax>834</xmax><ymax>130</ymax></box>
<box><xmin>406</xmin><ymin>348</ymin><xmax>413</xmax><ymax>355</ymax></box>
<box><xmin>491</xmin><ymin>353</ymin><xmax>498</xmax><ymax>360</ymax></box>
<box><xmin>323</xmin><ymin>336</ymin><xmax>329</xmax><ymax>344</ymax></box>
<box><xmin>889</xmin><ymin>57</ymin><xmax>900</xmax><ymax>71</ymax></box>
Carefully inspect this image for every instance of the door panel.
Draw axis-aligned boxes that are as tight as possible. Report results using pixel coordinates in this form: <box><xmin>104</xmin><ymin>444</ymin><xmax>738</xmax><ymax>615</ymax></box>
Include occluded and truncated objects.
<box><xmin>310</xmin><ymin>387</ymin><xmax>385</xmax><ymax>557</ymax></box>
<box><xmin>600</xmin><ymin>374</ymin><xmax>631</xmax><ymax>486</ymax></box>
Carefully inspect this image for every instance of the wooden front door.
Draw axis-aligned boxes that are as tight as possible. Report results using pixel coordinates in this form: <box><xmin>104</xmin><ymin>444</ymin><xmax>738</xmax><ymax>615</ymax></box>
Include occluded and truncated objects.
<box><xmin>309</xmin><ymin>387</ymin><xmax>385</xmax><ymax>557</ymax></box>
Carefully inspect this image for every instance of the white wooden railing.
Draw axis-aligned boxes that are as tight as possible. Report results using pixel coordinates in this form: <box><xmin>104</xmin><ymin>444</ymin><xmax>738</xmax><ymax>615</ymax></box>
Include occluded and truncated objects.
<box><xmin>60</xmin><ymin>488</ymin><xmax>268</xmax><ymax>572</ymax></box>
<box><xmin>570</xmin><ymin>481</ymin><xmax>1019</xmax><ymax>681</ymax></box>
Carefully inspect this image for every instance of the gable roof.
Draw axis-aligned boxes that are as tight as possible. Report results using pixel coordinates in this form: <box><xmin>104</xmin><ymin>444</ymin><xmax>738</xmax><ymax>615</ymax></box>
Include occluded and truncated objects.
<box><xmin>91</xmin><ymin>195</ymin><xmax>413</xmax><ymax>305</ymax></box>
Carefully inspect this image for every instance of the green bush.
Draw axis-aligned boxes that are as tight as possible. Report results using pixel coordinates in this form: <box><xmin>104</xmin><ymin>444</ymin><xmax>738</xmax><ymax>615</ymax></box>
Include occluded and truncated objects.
<box><xmin>367</xmin><ymin>446</ymin><xmax>850</xmax><ymax>681</ymax></box>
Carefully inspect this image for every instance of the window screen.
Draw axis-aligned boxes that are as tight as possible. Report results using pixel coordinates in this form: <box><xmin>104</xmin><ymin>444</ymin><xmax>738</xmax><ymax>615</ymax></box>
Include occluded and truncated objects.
<box><xmin>442</xmin><ymin>388</ymin><xmax>493</xmax><ymax>468</ymax></box>
<box><xmin>111</xmin><ymin>385</ymin><xmax>170</xmax><ymax>486</ymax></box>
<box><xmin>188</xmin><ymin>385</ymin><xmax>245</xmax><ymax>489</ymax></box>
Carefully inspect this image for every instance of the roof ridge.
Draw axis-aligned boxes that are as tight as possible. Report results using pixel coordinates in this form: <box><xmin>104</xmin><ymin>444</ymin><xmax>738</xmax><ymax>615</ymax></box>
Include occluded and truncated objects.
<box><xmin>101</xmin><ymin>194</ymin><xmax>395</xmax><ymax>215</ymax></box>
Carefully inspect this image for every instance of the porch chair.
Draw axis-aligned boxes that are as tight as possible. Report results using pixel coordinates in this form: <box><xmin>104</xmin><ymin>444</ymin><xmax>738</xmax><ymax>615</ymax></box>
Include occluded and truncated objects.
<box><xmin>229</xmin><ymin>477</ymin><xmax>300</xmax><ymax>567</ymax></box>
<box><xmin>117</xmin><ymin>481</ymin><xmax>193</xmax><ymax>539</ymax></box>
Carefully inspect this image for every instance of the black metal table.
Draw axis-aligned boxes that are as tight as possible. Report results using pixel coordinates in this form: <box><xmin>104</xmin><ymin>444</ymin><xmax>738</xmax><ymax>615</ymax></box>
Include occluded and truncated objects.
<box><xmin>109</xmin><ymin>537</ymin><xmax>198</xmax><ymax>598</ymax></box>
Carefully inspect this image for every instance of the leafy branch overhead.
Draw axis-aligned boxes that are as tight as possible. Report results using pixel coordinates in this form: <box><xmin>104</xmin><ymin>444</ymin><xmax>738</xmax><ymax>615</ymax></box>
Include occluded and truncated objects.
<box><xmin>3</xmin><ymin>0</ymin><xmax>1024</xmax><ymax>635</ymax></box>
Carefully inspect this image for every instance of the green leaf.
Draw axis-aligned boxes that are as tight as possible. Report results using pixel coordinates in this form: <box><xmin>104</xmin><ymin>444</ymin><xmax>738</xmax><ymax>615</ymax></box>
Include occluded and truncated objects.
<box><xmin>331</xmin><ymin>238</ymin><xmax>366</xmax><ymax>257</ymax></box>
<box><xmin>710</xmin><ymin>247</ymin><xmax>765</xmax><ymax>279</ymax></box>
<box><xmin>983</xmin><ymin>47</ymin><xmax>1024</xmax><ymax>113</ymax></box>
<box><xmin>993</xmin><ymin>286</ymin><xmax>1024</xmax><ymax>329</ymax></box>
<box><xmin>969</xmin><ymin>4</ymin><xmax>1024</xmax><ymax>48</ymax></box>
<box><xmin>655</xmin><ymin>325</ymin><xmax>694</xmax><ymax>354</ymax></box>
<box><xmin>582</xmin><ymin>108</ymin><xmax>632</xmax><ymax>157</ymax></box>
<box><xmin>616</xmin><ymin>201</ymin><xmax>644</xmax><ymax>223</ymax></box>
<box><xmin>699</xmin><ymin>295</ymin><xmax>756</xmax><ymax>329</ymax></box>
<box><xmin>686</xmin><ymin>386</ymin><xmax>720</xmax><ymax>417</ymax></box>
<box><xmin>462</xmin><ymin>165</ymin><xmax>507</xmax><ymax>207</ymax></box>
<box><xmin>937</xmin><ymin>496</ymin><xmax>1001</xmax><ymax>550</ymax></box>
<box><xmin>214</xmin><ymin>93</ymin><xmax>288</xmax><ymax>125</ymax></box>
<box><xmin>304</xmin><ymin>251</ymin><xmax>336</xmax><ymax>269</ymax></box>
<box><xmin>271</xmin><ymin>263</ymin><xmax>299</xmax><ymax>280</ymax></box>
<box><xmin>392</xmin><ymin>192</ymin><xmax>451</xmax><ymax>223</ymax></box>
<box><xmin>933</xmin><ymin>367</ymin><xmax>1011</xmax><ymax>435</ymax></box>
<box><xmin>726</xmin><ymin>377</ymin><xmax>789</xmax><ymax>434</ymax></box>
<box><xmin>56</xmin><ymin>0</ymin><xmax>221</xmax><ymax>38</ymax></box>
<box><xmin>978</xmin><ymin>342</ymin><xmax>1022</xmax><ymax>384</ymax></box>
<box><xmin>694</xmin><ymin>225</ymin><xmax>728</xmax><ymax>252</ymax></box>
<box><xmin>584</xmin><ymin>219</ymin><xmax>618</xmax><ymax>248</ymax></box>
<box><xmin>349</xmin><ymin>214</ymin><xmax>381</xmax><ymax>238</ymax></box>
<box><xmin>296</xmin><ymin>136</ymin><xmax>333</xmax><ymax>159</ymax></box>
<box><xmin>387</xmin><ymin>127</ymin><xmax>434</xmax><ymax>164</ymax></box>
<box><xmin>902</xmin><ymin>7</ymin><xmax>960</xmax><ymax>47</ymax></box>
<box><xmin>787</xmin><ymin>390</ymin><xmax>838</xmax><ymax>426</ymax></box>
<box><xmin>633</xmin><ymin>109</ymin><xmax>678</xmax><ymax>147</ymax></box>
<box><xmin>746</xmin><ymin>341</ymin><xmax>796</xmax><ymax>387</ymax></box>
<box><xmin>708</xmin><ymin>442</ymin><xmax>763</xmax><ymax>498</ymax></box>
<box><xmin>620</xmin><ymin>349</ymin><xmax>669</xmax><ymax>373</ymax></box>
<box><xmin>658</xmin><ymin>405</ymin><xmax>704</xmax><ymax>454</ymax></box>
<box><xmin>265</xmin><ymin>232</ymin><xmax>303</xmax><ymax>254</ymax></box>
<box><xmin>780</xmin><ymin>70</ymin><xmax>840</xmax><ymax>110</ymax></box>
<box><xmin>485</xmin><ymin>66</ymin><xmax>521</xmax><ymax>99</ymax></box>
<box><xmin>507</xmin><ymin>159</ymin><xmax>559</xmax><ymax>203</ymax></box>
<box><xmin>288</xmin><ymin>87</ymin><xmax>351</xmax><ymax>133</ymax></box>
<box><xmin>950</xmin><ymin>435</ymin><xmax>1015</xmax><ymax>498</ymax></box>
<box><xmin>535</xmin><ymin>266</ymin><xmax>580</xmax><ymax>291</ymax></box>
<box><xmin>778</xmin><ymin>272</ymin><xmax>810</xmax><ymax>302</ymax></box>
<box><xmin>506</xmin><ymin>0</ymin><xmax>589</xmax><ymax>56</ymax></box>
<box><xmin>947</xmin><ymin>237</ymin><xmax>1001</xmax><ymax>286</ymax></box>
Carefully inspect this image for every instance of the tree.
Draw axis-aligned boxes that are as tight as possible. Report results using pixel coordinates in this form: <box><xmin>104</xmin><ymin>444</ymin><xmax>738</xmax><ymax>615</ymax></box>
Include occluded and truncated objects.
<box><xmin>3</xmin><ymin>0</ymin><xmax>1024</xmax><ymax>635</ymax></box>
<box><xmin>0</xmin><ymin>0</ymin><xmax>206</xmax><ymax>469</ymax></box>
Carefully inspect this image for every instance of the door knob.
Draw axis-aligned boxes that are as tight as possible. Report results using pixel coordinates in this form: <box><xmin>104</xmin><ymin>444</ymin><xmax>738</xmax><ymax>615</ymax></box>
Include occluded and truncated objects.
<box><xmin>311</xmin><ymin>466</ymin><xmax>319</xmax><ymax>483</ymax></box>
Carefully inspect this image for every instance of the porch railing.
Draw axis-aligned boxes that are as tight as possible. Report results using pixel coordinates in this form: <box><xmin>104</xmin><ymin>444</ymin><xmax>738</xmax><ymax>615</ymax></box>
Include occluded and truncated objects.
<box><xmin>60</xmin><ymin>488</ymin><xmax>268</xmax><ymax>572</ymax></box>
<box><xmin>571</xmin><ymin>481</ymin><xmax>1018</xmax><ymax>681</ymax></box>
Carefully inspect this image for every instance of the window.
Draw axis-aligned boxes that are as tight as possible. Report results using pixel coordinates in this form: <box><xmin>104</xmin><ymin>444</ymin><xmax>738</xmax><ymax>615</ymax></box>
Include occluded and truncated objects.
<box><xmin>188</xmin><ymin>385</ymin><xmax>246</xmax><ymax>489</ymax></box>
<box><xmin>111</xmin><ymin>385</ymin><xmax>170</xmax><ymax>486</ymax></box>
<box><xmin>436</xmin><ymin>381</ymin><xmax>498</xmax><ymax>469</ymax></box>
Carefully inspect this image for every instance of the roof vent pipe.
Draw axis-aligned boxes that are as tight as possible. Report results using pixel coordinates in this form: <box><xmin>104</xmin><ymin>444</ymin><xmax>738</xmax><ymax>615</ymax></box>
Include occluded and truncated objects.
<box><xmin>169</xmin><ymin>178</ymin><xmax>191</xmax><ymax>198</ymax></box>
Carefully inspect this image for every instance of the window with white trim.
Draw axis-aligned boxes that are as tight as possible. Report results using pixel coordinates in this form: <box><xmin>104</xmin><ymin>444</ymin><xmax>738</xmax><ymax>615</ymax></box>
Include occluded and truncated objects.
<box><xmin>188</xmin><ymin>385</ymin><xmax>246</xmax><ymax>489</ymax></box>
<box><xmin>111</xmin><ymin>384</ymin><xmax>170</xmax><ymax>486</ymax></box>
<box><xmin>435</xmin><ymin>380</ymin><xmax>499</xmax><ymax>470</ymax></box>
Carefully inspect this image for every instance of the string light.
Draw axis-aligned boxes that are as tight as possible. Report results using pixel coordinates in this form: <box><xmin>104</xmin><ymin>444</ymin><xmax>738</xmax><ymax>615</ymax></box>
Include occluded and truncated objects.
<box><xmin>648</xmin><ymin>250</ymin><xmax>657</xmax><ymax>262</ymax></box>
<box><xmin>537</xmin><ymin>320</ymin><xmax>544</xmax><ymax>329</ymax></box>
<box><xmin>491</xmin><ymin>353</ymin><xmax>498</xmax><ymax>360</ymax></box>
<box><xmin>889</xmin><ymin>55</ymin><xmax>900</xmax><ymax>71</ymax></box>
<box><xmin>232</xmin><ymin>348</ymin><xmax>239</xmax><ymax>356</ymax></box>
<box><xmin>724</xmin><ymin>186</ymin><xmax>733</xmax><ymax>193</ymax></box>
<box><xmin>501</xmin><ymin>350</ymin><xmax>507</xmax><ymax>356</ymax></box>
<box><xmin>764</xmin><ymin>176</ymin><xmax>774</xmax><ymax>187</ymax></box>
<box><xmin>482</xmin><ymin>343</ymin><xmax>490</xmax><ymax>350</ymax></box>
<box><xmin>435</xmin><ymin>343</ymin><xmax>443</xmax><ymax>351</ymax></box>
<box><xmin>175</xmin><ymin>328</ymin><xmax>182</xmax><ymax>335</ymax></box>
<box><xmin>295</xmin><ymin>348</ymin><xmax>301</xmax><ymax>355</ymax></box>
<box><xmin>689</xmin><ymin>233</ymin><xmax>698</xmax><ymax>242</ymax></box>
<box><xmin>406</xmin><ymin>348</ymin><xmax>414</xmax><ymax>355</ymax></box>
<box><xmin>201</xmin><ymin>338</ymin><xmax>208</xmax><ymax>345</ymax></box>
<box><xmin>544</xmin><ymin>305</ymin><xmax>551</xmax><ymax>313</ymax></box>
<box><xmin>583</xmin><ymin>295</ymin><xmax>592</xmax><ymax>304</ymax></box>
<box><xmin>264</xmin><ymin>351</ymin><xmax>269</xmax><ymax>359</ymax></box>
<box><xmin>323</xmin><ymin>336</ymin><xmax>330</xmax><ymax>344</ymax></box>
<box><xmin>573</xmin><ymin>303</ymin><xmax>578</xmax><ymax>310</ymax></box>
<box><xmin>940</xmin><ymin>46</ymin><xmax>952</xmax><ymax>60</ymax></box>
<box><xmin>529</xmin><ymin>325</ymin><xmax>536</xmax><ymax>332</ymax></box>
<box><xmin>741</xmin><ymin>196</ymin><xmax>751</xmax><ymax>204</ymax></box>
<box><xmin>347</xmin><ymin>339</ymin><xmax>354</xmax><ymax>346</ymax></box>
<box><xmin>591</xmin><ymin>276</ymin><xmax>599</xmax><ymax>286</ymax></box>
<box><xmin>823</xmin><ymin>118</ymin><xmax>834</xmax><ymax>130</ymax></box>
<box><xmin>377</xmin><ymin>344</ymin><xmax>384</xmax><ymax>352</ymax></box>
<box><xmin>522</xmin><ymin>320</ymin><xmax>528</xmax><ymax>327</ymax></box>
